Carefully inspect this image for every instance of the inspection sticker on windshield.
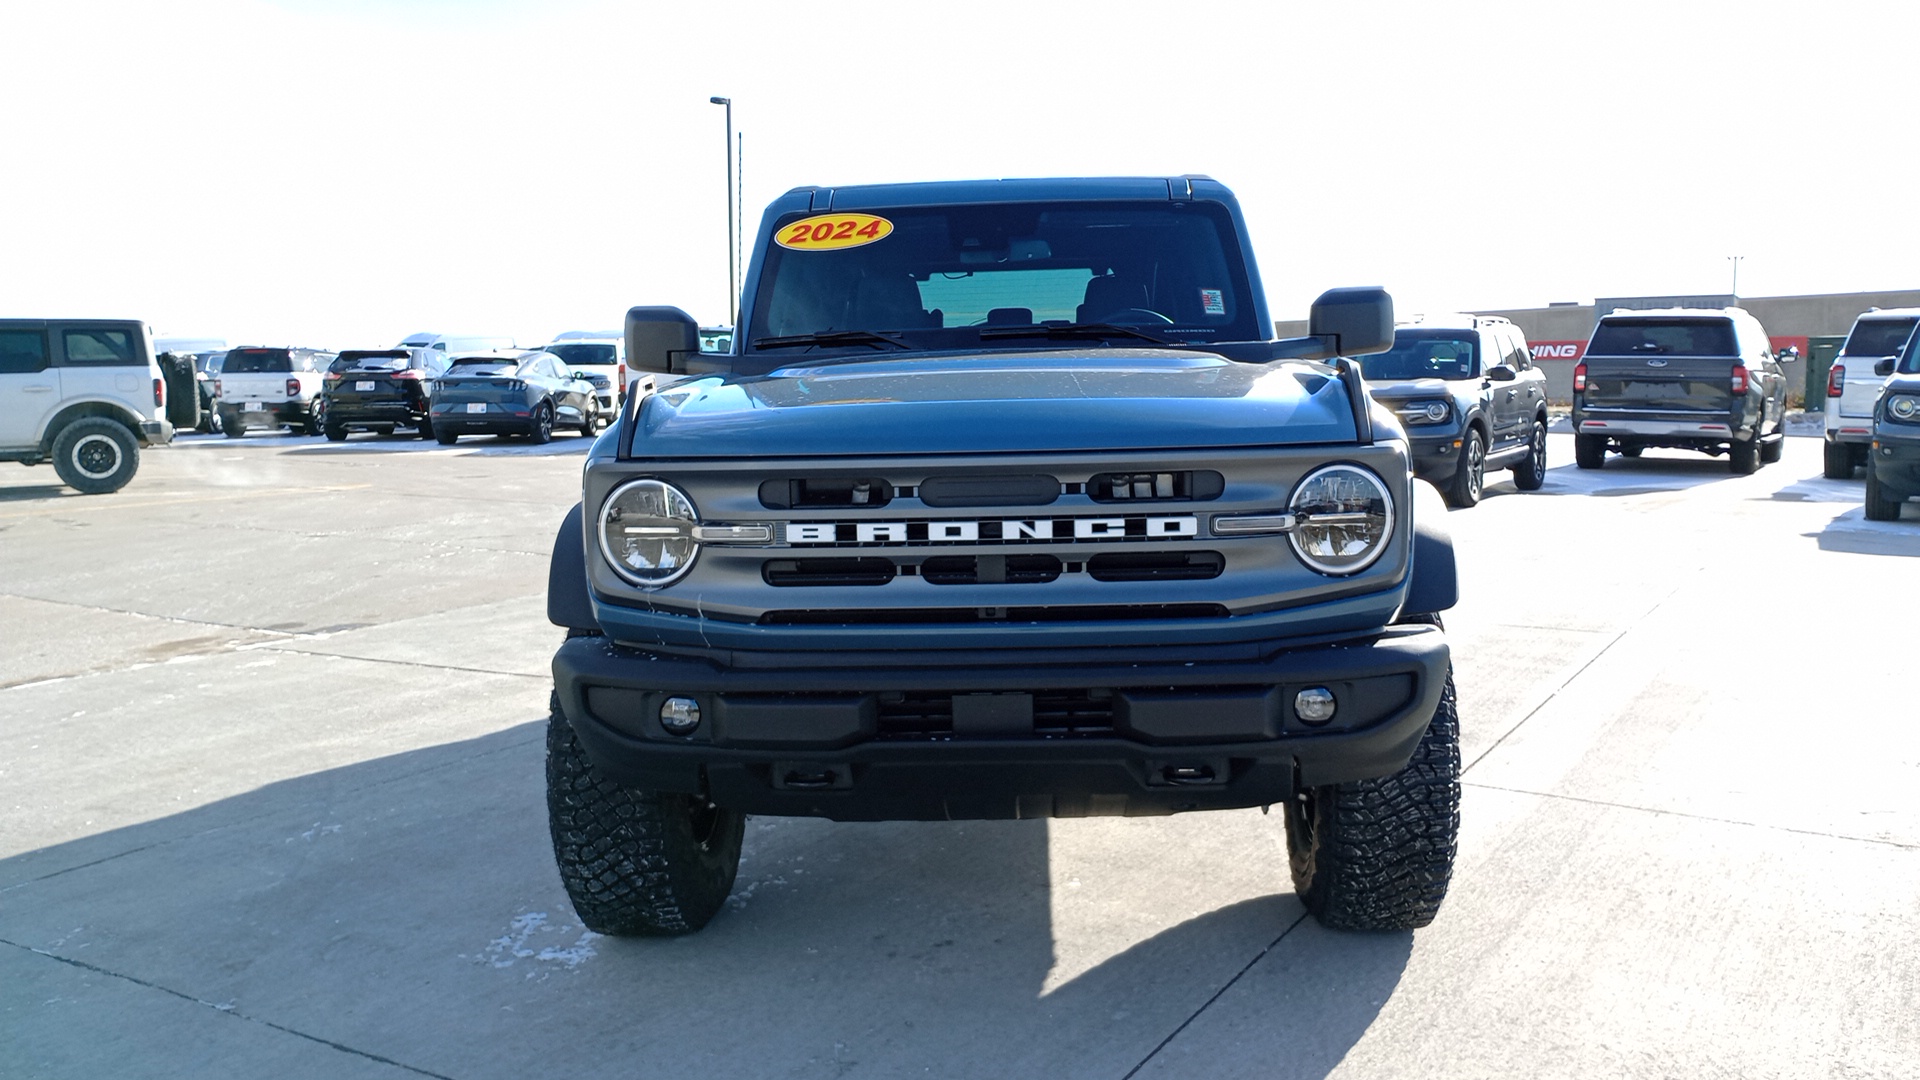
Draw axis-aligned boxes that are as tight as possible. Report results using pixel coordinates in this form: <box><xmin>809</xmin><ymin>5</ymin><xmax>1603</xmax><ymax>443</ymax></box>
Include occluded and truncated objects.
<box><xmin>1200</xmin><ymin>289</ymin><xmax>1226</xmax><ymax>315</ymax></box>
<box><xmin>777</xmin><ymin>213</ymin><xmax>893</xmax><ymax>251</ymax></box>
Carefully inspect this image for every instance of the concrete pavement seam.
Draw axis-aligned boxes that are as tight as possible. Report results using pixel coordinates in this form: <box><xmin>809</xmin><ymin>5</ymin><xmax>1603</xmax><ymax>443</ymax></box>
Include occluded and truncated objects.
<box><xmin>1462</xmin><ymin>781</ymin><xmax>1920</xmax><ymax>851</ymax></box>
<box><xmin>247</xmin><ymin>644</ymin><xmax>549</xmax><ymax>681</ymax></box>
<box><xmin>1117</xmin><ymin>910</ymin><xmax>1313</xmax><ymax>1080</ymax></box>
<box><xmin>1</xmin><ymin>938</ymin><xmax>459</xmax><ymax>1079</ymax></box>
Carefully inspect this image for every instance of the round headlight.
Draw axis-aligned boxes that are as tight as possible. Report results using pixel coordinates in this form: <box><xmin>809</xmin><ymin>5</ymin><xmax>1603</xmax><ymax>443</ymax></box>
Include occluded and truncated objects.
<box><xmin>599</xmin><ymin>479</ymin><xmax>699</xmax><ymax>586</ymax></box>
<box><xmin>1288</xmin><ymin>464</ymin><xmax>1394</xmax><ymax>576</ymax></box>
<box><xmin>1420</xmin><ymin>401</ymin><xmax>1449</xmax><ymax>422</ymax></box>
<box><xmin>1891</xmin><ymin>395</ymin><xmax>1920</xmax><ymax>421</ymax></box>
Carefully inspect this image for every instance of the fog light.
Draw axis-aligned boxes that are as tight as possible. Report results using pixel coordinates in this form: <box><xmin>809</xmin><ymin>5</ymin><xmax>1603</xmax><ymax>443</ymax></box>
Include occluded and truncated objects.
<box><xmin>1295</xmin><ymin>687</ymin><xmax>1337</xmax><ymax>725</ymax></box>
<box><xmin>660</xmin><ymin>696</ymin><xmax>702</xmax><ymax>735</ymax></box>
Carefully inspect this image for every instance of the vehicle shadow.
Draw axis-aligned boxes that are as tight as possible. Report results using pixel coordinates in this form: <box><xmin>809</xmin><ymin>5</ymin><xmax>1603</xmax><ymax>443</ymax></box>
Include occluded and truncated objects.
<box><xmin>2</xmin><ymin>723</ymin><xmax>1404</xmax><ymax>1079</ymax></box>
<box><xmin>0</xmin><ymin>482</ymin><xmax>78</xmax><ymax>503</ymax></box>
<box><xmin>1810</xmin><ymin>505</ymin><xmax>1920</xmax><ymax>556</ymax></box>
<box><xmin>1549</xmin><ymin>452</ymin><xmax>1749</xmax><ymax>497</ymax></box>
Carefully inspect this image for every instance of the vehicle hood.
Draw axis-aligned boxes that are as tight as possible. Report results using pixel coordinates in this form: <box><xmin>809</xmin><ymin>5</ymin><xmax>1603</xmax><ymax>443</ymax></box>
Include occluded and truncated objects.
<box><xmin>1363</xmin><ymin>378</ymin><xmax>1456</xmax><ymax>402</ymax></box>
<box><xmin>626</xmin><ymin>350</ymin><xmax>1356</xmax><ymax>457</ymax></box>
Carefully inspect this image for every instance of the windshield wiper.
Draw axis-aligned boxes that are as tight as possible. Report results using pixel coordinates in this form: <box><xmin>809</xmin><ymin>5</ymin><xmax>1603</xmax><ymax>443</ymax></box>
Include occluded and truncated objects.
<box><xmin>751</xmin><ymin>330</ymin><xmax>912</xmax><ymax>351</ymax></box>
<box><xmin>977</xmin><ymin>322</ymin><xmax>1178</xmax><ymax>346</ymax></box>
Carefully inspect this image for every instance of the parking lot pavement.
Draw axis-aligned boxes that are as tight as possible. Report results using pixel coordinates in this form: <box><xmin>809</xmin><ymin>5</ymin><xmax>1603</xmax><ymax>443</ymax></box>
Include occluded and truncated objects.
<box><xmin>3</xmin><ymin>433</ymin><xmax>1917</xmax><ymax>1079</ymax></box>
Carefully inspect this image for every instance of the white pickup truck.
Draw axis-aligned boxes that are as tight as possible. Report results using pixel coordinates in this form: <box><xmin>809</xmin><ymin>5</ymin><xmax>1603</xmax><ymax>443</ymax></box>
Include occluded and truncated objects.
<box><xmin>215</xmin><ymin>346</ymin><xmax>335</xmax><ymax>436</ymax></box>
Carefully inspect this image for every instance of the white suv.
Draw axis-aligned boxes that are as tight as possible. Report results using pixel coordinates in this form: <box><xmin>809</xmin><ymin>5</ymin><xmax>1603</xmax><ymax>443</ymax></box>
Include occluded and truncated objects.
<box><xmin>1824</xmin><ymin>308</ymin><xmax>1920</xmax><ymax>478</ymax></box>
<box><xmin>0</xmin><ymin>319</ymin><xmax>174</xmax><ymax>493</ymax></box>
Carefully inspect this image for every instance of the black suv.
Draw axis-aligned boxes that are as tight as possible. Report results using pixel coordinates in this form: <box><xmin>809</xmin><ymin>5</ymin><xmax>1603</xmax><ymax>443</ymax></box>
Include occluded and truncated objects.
<box><xmin>321</xmin><ymin>349</ymin><xmax>450</xmax><ymax>440</ymax></box>
<box><xmin>1359</xmin><ymin>315</ymin><xmax>1549</xmax><ymax>507</ymax></box>
<box><xmin>1865</xmin><ymin>339</ymin><xmax>1920</xmax><ymax>521</ymax></box>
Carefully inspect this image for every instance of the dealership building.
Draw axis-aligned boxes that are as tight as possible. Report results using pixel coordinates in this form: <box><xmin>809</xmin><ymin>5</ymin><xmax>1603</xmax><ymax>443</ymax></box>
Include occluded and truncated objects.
<box><xmin>1279</xmin><ymin>288</ymin><xmax>1920</xmax><ymax>404</ymax></box>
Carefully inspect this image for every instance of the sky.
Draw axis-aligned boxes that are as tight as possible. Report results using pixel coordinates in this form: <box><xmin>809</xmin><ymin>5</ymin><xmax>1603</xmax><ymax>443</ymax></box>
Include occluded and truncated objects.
<box><xmin>4</xmin><ymin>0</ymin><xmax>1915</xmax><ymax>350</ymax></box>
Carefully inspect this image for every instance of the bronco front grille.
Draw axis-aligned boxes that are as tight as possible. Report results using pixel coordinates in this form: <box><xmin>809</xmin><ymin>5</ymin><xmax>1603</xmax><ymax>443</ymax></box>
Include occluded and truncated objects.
<box><xmin>759</xmin><ymin>603</ymin><xmax>1230</xmax><ymax>625</ymax></box>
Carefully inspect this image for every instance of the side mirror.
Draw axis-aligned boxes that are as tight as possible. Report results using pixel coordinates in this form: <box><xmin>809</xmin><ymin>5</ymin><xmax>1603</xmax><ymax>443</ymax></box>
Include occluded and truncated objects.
<box><xmin>1271</xmin><ymin>287</ymin><xmax>1395</xmax><ymax>361</ymax></box>
<box><xmin>1875</xmin><ymin>358</ymin><xmax>1896</xmax><ymax>377</ymax></box>
<box><xmin>625</xmin><ymin>306</ymin><xmax>701</xmax><ymax>375</ymax></box>
<box><xmin>1778</xmin><ymin>345</ymin><xmax>1801</xmax><ymax>360</ymax></box>
<box><xmin>1487</xmin><ymin>364</ymin><xmax>1517</xmax><ymax>382</ymax></box>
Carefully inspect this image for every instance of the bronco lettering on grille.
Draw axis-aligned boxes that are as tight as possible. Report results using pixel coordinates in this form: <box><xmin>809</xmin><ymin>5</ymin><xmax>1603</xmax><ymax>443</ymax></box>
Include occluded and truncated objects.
<box><xmin>782</xmin><ymin>516</ymin><xmax>1199</xmax><ymax>546</ymax></box>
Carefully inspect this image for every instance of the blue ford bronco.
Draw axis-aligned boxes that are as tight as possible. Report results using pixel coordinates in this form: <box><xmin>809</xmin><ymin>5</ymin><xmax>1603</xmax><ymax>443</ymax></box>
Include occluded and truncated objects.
<box><xmin>544</xmin><ymin>176</ymin><xmax>1462</xmax><ymax>935</ymax></box>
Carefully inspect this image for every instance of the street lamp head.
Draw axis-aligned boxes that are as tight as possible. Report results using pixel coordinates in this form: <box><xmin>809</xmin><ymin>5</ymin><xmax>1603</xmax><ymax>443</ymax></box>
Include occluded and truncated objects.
<box><xmin>710</xmin><ymin>96</ymin><xmax>730</xmax><ymax>105</ymax></box>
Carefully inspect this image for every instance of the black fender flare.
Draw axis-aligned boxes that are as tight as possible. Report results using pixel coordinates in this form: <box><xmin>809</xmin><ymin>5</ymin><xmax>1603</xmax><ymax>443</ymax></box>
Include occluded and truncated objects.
<box><xmin>1403</xmin><ymin>480</ymin><xmax>1458</xmax><ymax>618</ymax></box>
<box><xmin>547</xmin><ymin>502</ymin><xmax>598</xmax><ymax>631</ymax></box>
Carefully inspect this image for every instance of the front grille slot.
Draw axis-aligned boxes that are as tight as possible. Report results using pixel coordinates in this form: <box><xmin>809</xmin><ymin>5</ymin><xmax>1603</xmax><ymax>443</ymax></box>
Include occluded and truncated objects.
<box><xmin>760</xmin><ymin>603</ymin><xmax>1229</xmax><ymax>625</ymax></box>
<box><xmin>759</xmin><ymin>476</ymin><xmax>892</xmax><ymax>509</ymax></box>
<box><xmin>1086</xmin><ymin>551</ymin><xmax>1224</xmax><ymax>582</ymax></box>
<box><xmin>876</xmin><ymin>689</ymin><xmax>1117</xmax><ymax>739</ymax></box>
<box><xmin>1088</xmin><ymin>470</ymin><xmax>1225</xmax><ymax>502</ymax></box>
<box><xmin>919</xmin><ymin>554</ymin><xmax>1062</xmax><ymax>585</ymax></box>
<box><xmin>764</xmin><ymin>558</ymin><xmax>896</xmax><ymax>587</ymax></box>
<box><xmin>918</xmin><ymin>473</ymin><xmax>1061</xmax><ymax>507</ymax></box>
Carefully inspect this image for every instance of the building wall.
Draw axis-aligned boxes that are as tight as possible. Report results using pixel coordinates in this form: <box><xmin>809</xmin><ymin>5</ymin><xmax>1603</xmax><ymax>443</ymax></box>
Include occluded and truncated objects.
<box><xmin>1276</xmin><ymin>288</ymin><xmax>1920</xmax><ymax>405</ymax></box>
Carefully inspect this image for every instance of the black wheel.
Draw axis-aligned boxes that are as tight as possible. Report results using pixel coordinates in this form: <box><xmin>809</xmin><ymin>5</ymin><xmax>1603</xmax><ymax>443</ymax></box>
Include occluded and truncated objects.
<box><xmin>1511</xmin><ymin>418</ymin><xmax>1547</xmax><ymax>491</ymax></box>
<box><xmin>1444</xmin><ymin>428</ymin><xmax>1485</xmax><ymax>508</ymax></box>
<box><xmin>435</xmin><ymin>429</ymin><xmax>458</xmax><ymax>446</ymax></box>
<box><xmin>223</xmin><ymin>415</ymin><xmax>246</xmax><ymax>438</ymax></box>
<box><xmin>546</xmin><ymin>700</ymin><xmax>743</xmax><ymax>936</ymax></box>
<box><xmin>1619</xmin><ymin>445</ymin><xmax>1643</xmax><ymax>458</ymax></box>
<box><xmin>1286</xmin><ymin>673</ymin><xmax>1461</xmax><ymax>931</ymax></box>
<box><xmin>1730</xmin><ymin>438</ymin><xmax>1760</xmax><ymax>475</ymax></box>
<box><xmin>1574</xmin><ymin>433</ymin><xmax>1606</xmax><ymax>469</ymax></box>
<box><xmin>528</xmin><ymin>402</ymin><xmax>554</xmax><ymax>445</ymax></box>
<box><xmin>51</xmin><ymin>418</ymin><xmax>140</xmax><ymax>495</ymax></box>
<box><xmin>323</xmin><ymin>422</ymin><xmax>348</xmax><ymax>442</ymax></box>
<box><xmin>1864</xmin><ymin>465</ymin><xmax>1904</xmax><ymax>521</ymax></box>
<box><xmin>416</xmin><ymin>417</ymin><xmax>435</xmax><ymax>440</ymax></box>
<box><xmin>578</xmin><ymin>398</ymin><xmax>599</xmax><ymax>437</ymax></box>
<box><xmin>1823</xmin><ymin>441</ymin><xmax>1853</xmax><ymax>479</ymax></box>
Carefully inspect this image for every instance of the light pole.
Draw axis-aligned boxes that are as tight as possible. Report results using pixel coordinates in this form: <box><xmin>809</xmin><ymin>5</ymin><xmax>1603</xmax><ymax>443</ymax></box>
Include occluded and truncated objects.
<box><xmin>710</xmin><ymin>96</ymin><xmax>735</xmax><ymax>327</ymax></box>
<box><xmin>1727</xmin><ymin>255</ymin><xmax>1743</xmax><ymax>298</ymax></box>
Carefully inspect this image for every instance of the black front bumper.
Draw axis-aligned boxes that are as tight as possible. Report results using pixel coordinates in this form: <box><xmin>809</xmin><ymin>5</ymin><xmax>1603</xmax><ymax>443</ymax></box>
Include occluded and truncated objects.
<box><xmin>552</xmin><ymin>625</ymin><xmax>1450</xmax><ymax>821</ymax></box>
<box><xmin>1872</xmin><ymin>431</ymin><xmax>1920</xmax><ymax>498</ymax></box>
<box><xmin>1406</xmin><ymin>432</ymin><xmax>1464</xmax><ymax>484</ymax></box>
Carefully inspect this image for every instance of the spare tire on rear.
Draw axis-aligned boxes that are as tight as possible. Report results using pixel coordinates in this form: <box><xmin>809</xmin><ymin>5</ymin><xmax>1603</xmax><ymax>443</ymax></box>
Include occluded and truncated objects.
<box><xmin>158</xmin><ymin>352</ymin><xmax>200</xmax><ymax>431</ymax></box>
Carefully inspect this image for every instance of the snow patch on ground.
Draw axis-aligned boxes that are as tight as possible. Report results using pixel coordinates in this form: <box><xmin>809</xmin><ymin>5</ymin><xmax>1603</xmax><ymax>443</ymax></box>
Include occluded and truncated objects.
<box><xmin>473</xmin><ymin>911</ymin><xmax>601</xmax><ymax>974</ymax></box>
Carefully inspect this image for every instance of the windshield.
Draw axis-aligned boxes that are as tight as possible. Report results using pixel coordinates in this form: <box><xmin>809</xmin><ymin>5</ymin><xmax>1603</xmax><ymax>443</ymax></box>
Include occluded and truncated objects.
<box><xmin>1841</xmin><ymin>317</ymin><xmax>1919</xmax><ymax>358</ymax></box>
<box><xmin>747</xmin><ymin>200</ymin><xmax>1259</xmax><ymax>350</ymax></box>
<box><xmin>1588</xmin><ymin>318</ymin><xmax>1737</xmax><ymax>358</ymax></box>
<box><xmin>545</xmin><ymin>343</ymin><xmax>616</xmax><ymax>366</ymax></box>
<box><xmin>1358</xmin><ymin>332</ymin><xmax>1479</xmax><ymax>380</ymax></box>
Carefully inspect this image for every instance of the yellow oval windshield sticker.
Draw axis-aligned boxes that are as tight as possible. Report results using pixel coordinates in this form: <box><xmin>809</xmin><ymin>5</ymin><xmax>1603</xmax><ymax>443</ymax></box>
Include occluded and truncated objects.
<box><xmin>776</xmin><ymin>212</ymin><xmax>893</xmax><ymax>251</ymax></box>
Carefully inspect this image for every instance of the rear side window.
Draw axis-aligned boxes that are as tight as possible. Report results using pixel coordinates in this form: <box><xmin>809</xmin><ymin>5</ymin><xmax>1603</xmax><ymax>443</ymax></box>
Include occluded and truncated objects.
<box><xmin>1587</xmin><ymin>318</ymin><xmax>1736</xmax><ymax>357</ymax></box>
<box><xmin>0</xmin><ymin>329</ymin><xmax>51</xmax><ymax>374</ymax></box>
<box><xmin>63</xmin><ymin>328</ymin><xmax>135</xmax><ymax>365</ymax></box>
<box><xmin>1841</xmin><ymin>317</ymin><xmax>1919</xmax><ymax>358</ymax></box>
<box><xmin>224</xmin><ymin>349</ymin><xmax>292</xmax><ymax>373</ymax></box>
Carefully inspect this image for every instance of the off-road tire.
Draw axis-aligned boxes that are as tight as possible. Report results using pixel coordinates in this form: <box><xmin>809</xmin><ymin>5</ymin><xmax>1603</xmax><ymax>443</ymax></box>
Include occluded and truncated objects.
<box><xmin>1730</xmin><ymin>438</ymin><xmax>1760</xmax><ymax>475</ymax></box>
<box><xmin>1445</xmin><ymin>429</ymin><xmax>1485</xmax><ymax>508</ymax></box>
<box><xmin>528</xmin><ymin>402</ymin><xmax>554</xmax><ymax>445</ymax></box>
<box><xmin>1864</xmin><ymin>465</ymin><xmax>1904</xmax><ymax>521</ymax></box>
<box><xmin>1574</xmin><ymin>433</ymin><xmax>1606</xmax><ymax>469</ymax></box>
<box><xmin>51</xmin><ymin>418</ymin><xmax>139</xmax><ymax>495</ymax></box>
<box><xmin>546</xmin><ymin>697</ymin><xmax>744</xmax><ymax>936</ymax></box>
<box><xmin>1823</xmin><ymin>441</ymin><xmax>1853</xmax><ymax>479</ymax></box>
<box><xmin>1285</xmin><ymin>673</ymin><xmax>1460</xmax><ymax>931</ymax></box>
<box><xmin>1511</xmin><ymin>418</ymin><xmax>1547</xmax><ymax>491</ymax></box>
